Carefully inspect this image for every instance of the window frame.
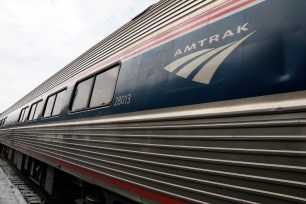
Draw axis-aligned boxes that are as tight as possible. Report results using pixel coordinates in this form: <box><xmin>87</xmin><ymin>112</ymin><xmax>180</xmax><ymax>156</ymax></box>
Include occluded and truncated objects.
<box><xmin>2</xmin><ymin>117</ymin><xmax>6</xmax><ymax>126</ymax></box>
<box><xmin>70</xmin><ymin>62</ymin><xmax>121</xmax><ymax>113</ymax></box>
<box><xmin>33</xmin><ymin>100</ymin><xmax>44</xmax><ymax>120</ymax></box>
<box><xmin>18</xmin><ymin>106</ymin><xmax>29</xmax><ymax>123</ymax></box>
<box><xmin>28</xmin><ymin>99</ymin><xmax>43</xmax><ymax>121</ymax></box>
<box><xmin>18</xmin><ymin>109</ymin><xmax>25</xmax><ymax>123</ymax></box>
<box><xmin>0</xmin><ymin>117</ymin><xmax>6</xmax><ymax>127</ymax></box>
<box><xmin>71</xmin><ymin>76</ymin><xmax>95</xmax><ymax>111</ymax></box>
<box><xmin>52</xmin><ymin>89</ymin><xmax>67</xmax><ymax>116</ymax></box>
<box><xmin>43</xmin><ymin>88</ymin><xmax>67</xmax><ymax>118</ymax></box>
<box><xmin>28</xmin><ymin>103</ymin><xmax>37</xmax><ymax>121</ymax></box>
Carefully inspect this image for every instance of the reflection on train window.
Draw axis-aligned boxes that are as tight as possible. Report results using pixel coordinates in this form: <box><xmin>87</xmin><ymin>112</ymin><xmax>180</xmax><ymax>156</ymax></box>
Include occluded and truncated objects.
<box><xmin>18</xmin><ymin>107</ymin><xmax>29</xmax><ymax>122</ymax></box>
<box><xmin>71</xmin><ymin>77</ymin><xmax>94</xmax><ymax>111</ymax></box>
<box><xmin>28</xmin><ymin>103</ymin><xmax>37</xmax><ymax>121</ymax></box>
<box><xmin>28</xmin><ymin>100</ymin><xmax>43</xmax><ymax>121</ymax></box>
<box><xmin>34</xmin><ymin>101</ymin><xmax>43</xmax><ymax>120</ymax></box>
<box><xmin>18</xmin><ymin>109</ymin><xmax>24</xmax><ymax>122</ymax></box>
<box><xmin>44</xmin><ymin>95</ymin><xmax>56</xmax><ymax>117</ymax></box>
<box><xmin>90</xmin><ymin>66</ymin><xmax>120</xmax><ymax>107</ymax></box>
<box><xmin>43</xmin><ymin>89</ymin><xmax>67</xmax><ymax>118</ymax></box>
<box><xmin>71</xmin><ymin>65</ymin><xmax>120</xmax><ymax>112</ymax></box>
<box><xmin>53</xmin><ymin>90</ymin><xmax>66</xmax><ymax>115</ymax></box>
<box><xmin>0</xmin><ymin>118</ymin><xmax>6</xmax><ymax>127</ymax></box>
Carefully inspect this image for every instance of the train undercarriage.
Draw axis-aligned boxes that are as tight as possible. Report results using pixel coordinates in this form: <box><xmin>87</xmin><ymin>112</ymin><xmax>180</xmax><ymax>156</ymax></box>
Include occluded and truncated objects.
<box><xmin>0</xmin><ymin>144</ymin><xmax>137</xmax><ymax>204</ymax></box>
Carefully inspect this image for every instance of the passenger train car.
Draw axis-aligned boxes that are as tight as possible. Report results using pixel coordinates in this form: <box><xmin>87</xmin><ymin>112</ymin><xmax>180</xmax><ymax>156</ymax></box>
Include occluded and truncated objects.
<box><xmin>1</xmin><ymin>0</ymin><xmax>306</xmax><ymax>203</ymax></box>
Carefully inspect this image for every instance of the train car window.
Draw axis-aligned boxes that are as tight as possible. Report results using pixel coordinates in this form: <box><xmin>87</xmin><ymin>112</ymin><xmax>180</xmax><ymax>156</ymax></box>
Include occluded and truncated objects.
<box><xmin>71</xmin><ymin>65</ymin><xmax>120</xmax><ymax>112</ymax></box>
<box><xmin>28</xmin><ymin>103</ymin><xmax>37</xmax><ymax>121</ymax></box>
<box><xmin>44</xmin><ymin>95</ymin><xmax>56</xmax><ymax>117</ymax></box>
<box><xmin>89</xmin><ymin>66</ymin><xmax>119</xmax><ymax>108</ymax></box>
<box><xmin>18</xmin><ymin>109</ymin><xmax>25</xmax><ymax>122</ymax></box>
<box><xmin>71</xmin><ymin>77</ymin><xmax>94</xmax><ymax>111</ymax></box>
<box><xmin>28</xmin><ymin>100</ymin><xmax>44</xmax><ymax>121</ymax></box>
<box><xmin>43</xmin><ymin>89</ymin><xmax>67</xmax><ymax>118</ymax></box>
<box><xmin>33</xmin><ymin>100</ymin><xmax>43</xmax><ymax>120</ymax></box>
<box><xmin>19</xmin><ymin>107</ymin><xmax>29</xmax><ymax>123</ymax></box>
<box><xmin>22</xmin><ymin>107</ymin><xmax>30</xmax><ymax>122</ymax></box>
<box><xmin>52</xmin><ymin>90</ymin><xmax>66</xmax><ymax>116</ymax></box>
<box><xmin>0</xmin><ymin>118</ymin><xmax>6</xmax><ymax>126</ymax></box>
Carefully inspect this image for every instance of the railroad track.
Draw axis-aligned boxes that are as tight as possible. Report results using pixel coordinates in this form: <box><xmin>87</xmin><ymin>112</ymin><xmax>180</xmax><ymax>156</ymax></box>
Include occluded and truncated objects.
<box><xmin>0</xmin><ymin>157</ymin><xmax>44</xmax><ymax>204</ymax></box>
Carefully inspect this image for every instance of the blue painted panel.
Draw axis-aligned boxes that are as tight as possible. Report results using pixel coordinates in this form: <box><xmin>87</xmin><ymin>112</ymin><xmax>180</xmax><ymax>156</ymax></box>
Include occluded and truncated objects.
<box><xmin>111</xmin><ymin>0</ymin><xmax>306</xmax><ymax>114</ymax></box>
<box><xmin>59</xmin><ymin>0</ymin><xmax>306</xmax><ymax>122</ymax></box>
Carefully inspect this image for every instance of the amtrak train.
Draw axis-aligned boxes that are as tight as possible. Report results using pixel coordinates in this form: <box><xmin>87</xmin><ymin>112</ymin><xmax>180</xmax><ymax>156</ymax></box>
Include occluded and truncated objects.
<box><xmin>1</xmin><ymin>0</ymin><xmax>306</xmax><ymax>203</ymax></box>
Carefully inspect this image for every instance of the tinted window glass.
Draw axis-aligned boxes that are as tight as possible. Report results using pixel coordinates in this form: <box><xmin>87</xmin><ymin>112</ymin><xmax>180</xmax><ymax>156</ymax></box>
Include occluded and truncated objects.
<box><xmin>71</xmin><ymin>77</ymin><xmax>94</xmax><ymax>111</ymax></box>
<box><xmin>28</xmin><ymin>103</ymin><xmax>37</xmax><ymax>121</ymax></box>
<box><xmin>33</xmin><ymin>101</ymin><xmax>43</xmax><ymax>120</ymax></box>
<box><xmin>22</xmin><ymin>107</ymin><xmax>29</xmax><ymax>122</ymax></box>
<box><xmin>19</xmin><ymin>107</ymin><xmax>29</xmax><ymax>122</ymax></box>
<box><xmin>19</xmin><ymin>109</ymin><xmax>25</xmax><ymax>122</ymax></box>
<box><xmin>0</xmin><ymin>118</ymin><xmax>6</xmax><ymax>126</ymax></box>
<box><xmin>44</xmin><ymin>95</ymin><xmax>56</xmax><ymax>117</ymax></box>
<box><xmin>90</xmin><ymin>66</ymin><xmax>119</xmax><ymax>107</ymax></box>
<box><xmin>52</xmin><ymin>90</ymin><xmax>66</xmax><ymax>116</ymax></box>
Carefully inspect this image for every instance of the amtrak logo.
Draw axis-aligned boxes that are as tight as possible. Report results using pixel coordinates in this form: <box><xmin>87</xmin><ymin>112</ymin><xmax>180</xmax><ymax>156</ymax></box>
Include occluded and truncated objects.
<box><xmin>164</xmin><ymin>31</ymin><xmax>256</xmax><ymax>84</ymax></box>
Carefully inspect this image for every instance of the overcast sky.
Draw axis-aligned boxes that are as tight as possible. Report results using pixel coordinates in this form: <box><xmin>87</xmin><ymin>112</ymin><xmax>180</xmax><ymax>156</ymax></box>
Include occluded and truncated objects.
<box><xmin>0</xmin><ymin>0</ymin><xmax>158</xmax><ymax>113</ymax></box>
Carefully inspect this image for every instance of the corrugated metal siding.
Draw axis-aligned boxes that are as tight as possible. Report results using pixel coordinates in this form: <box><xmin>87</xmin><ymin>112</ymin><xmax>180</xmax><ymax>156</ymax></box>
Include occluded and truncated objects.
<box><xmin>1</xmin><ymin>111</ymin><xmax>306</xmax><ymax>203</ymax></box>
<box><xmin>1</xmin><ymin>0</ymin><xmax>215</xmax><ymax>117</ymax></box>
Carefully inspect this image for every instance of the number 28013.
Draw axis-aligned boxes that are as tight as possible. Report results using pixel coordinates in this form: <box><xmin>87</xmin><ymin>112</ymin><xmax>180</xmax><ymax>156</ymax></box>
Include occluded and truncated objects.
<box><xmin>114</xmin><ymin>94</ymin><xmax>132</xmax><ymax>106</ymax></box>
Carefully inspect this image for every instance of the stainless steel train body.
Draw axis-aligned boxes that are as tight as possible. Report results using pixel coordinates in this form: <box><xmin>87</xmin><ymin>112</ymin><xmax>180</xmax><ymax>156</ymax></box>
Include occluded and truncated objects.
<box><xmin>1</xmin><ymin>0</ymin><xmax>306</xmax><ymax>203</ymax></box>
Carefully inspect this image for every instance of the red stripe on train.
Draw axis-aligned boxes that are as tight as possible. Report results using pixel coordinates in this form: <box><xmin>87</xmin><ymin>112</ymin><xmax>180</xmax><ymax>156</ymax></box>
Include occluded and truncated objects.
<box><xmin>78</xmin><ymin>0</ymin><xmax>249</xmax><ymax>80</ymax></box>
<box><xmin>74</xmin><ymin>0</ymin><xmax>259</xmax><ymax>83</ymax></box>
<box><xmin>3</xmin><ymin>143</ymin><xmax>188</xmax><ymax>204</ymax></box>
<box><xmin>121</xmin><ymin>0</ymin><xmax>257</xmax><ymax>61</ymax></box>
<box><xmin>97</xmin><ymin>0</ymin><xmax>254</xmax><ymax>67</ymax></box>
